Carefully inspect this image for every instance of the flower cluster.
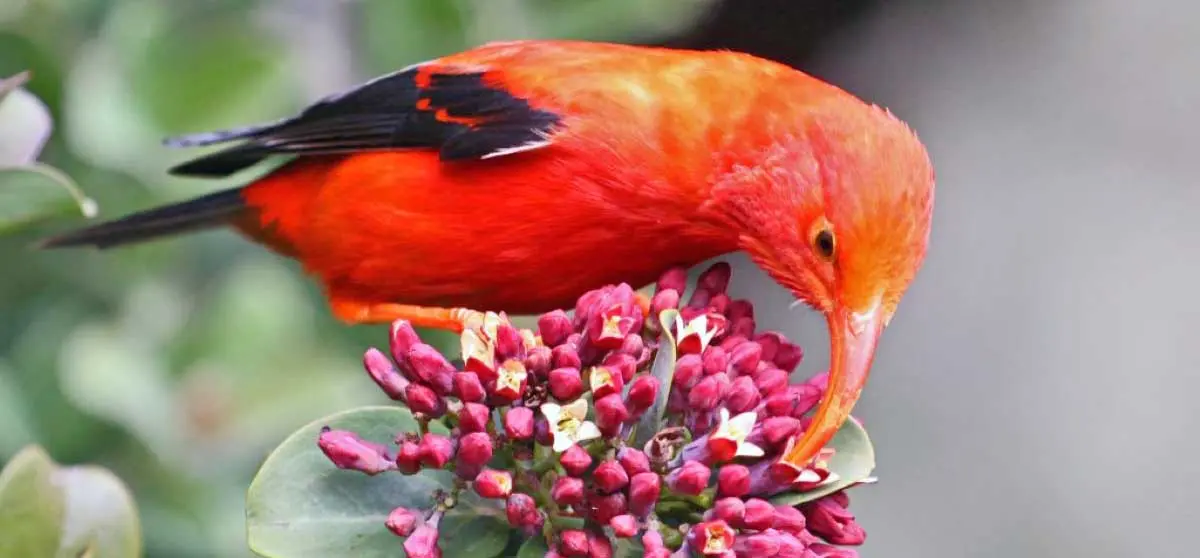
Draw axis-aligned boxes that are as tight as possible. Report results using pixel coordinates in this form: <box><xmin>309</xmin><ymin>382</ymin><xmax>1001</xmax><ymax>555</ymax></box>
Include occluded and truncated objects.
<box><xmin>318</xmin><ymin>262</ymin><xmax>868</xmax><ymax>557</ymax></box>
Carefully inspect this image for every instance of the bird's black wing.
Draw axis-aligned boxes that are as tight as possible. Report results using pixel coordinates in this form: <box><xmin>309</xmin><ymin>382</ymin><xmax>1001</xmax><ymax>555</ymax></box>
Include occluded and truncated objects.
<box><xmin>164</xmin><ymin>64</ymin><xmax>562</xmax><ymax>177</ymax></box>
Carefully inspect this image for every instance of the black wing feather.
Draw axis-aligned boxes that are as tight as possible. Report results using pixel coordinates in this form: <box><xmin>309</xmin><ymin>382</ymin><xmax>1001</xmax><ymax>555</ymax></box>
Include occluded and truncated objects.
<box><xmin>164</xmin><ymin>65</ymin><xmax>561</xmax><ymax>178</ymax></box>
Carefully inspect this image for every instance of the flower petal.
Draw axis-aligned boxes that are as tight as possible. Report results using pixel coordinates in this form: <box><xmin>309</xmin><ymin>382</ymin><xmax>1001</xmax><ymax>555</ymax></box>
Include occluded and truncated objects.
<box><xmin>735</xmin><ymin>441</ymin><xmax>765</xmax><ymax>458</ymax></box>
<box><xmin>575</xmin><ymin>421</ymin><xmax>601</xmax><ymax>443</ymax></box>
<box><xmin>564</xmin><ymin>398</ymin><xmax>589</xmax><ymax>420</ymax></box>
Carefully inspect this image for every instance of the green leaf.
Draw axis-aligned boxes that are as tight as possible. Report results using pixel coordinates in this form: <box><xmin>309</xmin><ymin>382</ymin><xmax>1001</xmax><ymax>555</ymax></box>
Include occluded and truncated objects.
<box><xmin>53</xmin><ymin>465</ymin><xmax>143</xmax><ymax>558</ymax></box>
<box><xmin>768</xmin><ymin>417</ymin><xmax>877</xmax><ymax>506</ymax></box>
<box><xmin>0</xmin><ymin>445</ymin><xmax>142</xmax><ymax>558</ymax></box>
<box><xmin>0</xmin><ymin>164</ymin><xmax>98</xmax><ymax>234</ymax></box>
<box><xmin>436</xmin><ymin>514</ymin><xmax>510</xmax><ymax>557</ymax></box>
<box><xmin>0</xmin><ymin>445</ymin><xmax>63</xmax><ymax>558</ymax></box>
<box><xmin>516</xmin><ymin>534</ymin><xmax>550</xmax><ymax>558</ymax></box>
<box><xmin>0</xmin><ymin>71</ymin><xmax>51</xmax><ymax>165</ymax></box>
<box><xmin>246</xmin><ymin>406</ymin><xmax>455</xmax><ymax>558</ymax></box>
<box><xmin>632</xmin><ymin>309</ymin><xmax>679</xmax><ymax>448</ymax></box>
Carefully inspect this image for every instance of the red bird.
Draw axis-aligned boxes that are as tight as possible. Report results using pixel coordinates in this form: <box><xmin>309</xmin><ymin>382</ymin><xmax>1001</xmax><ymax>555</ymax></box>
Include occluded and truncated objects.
<box><xmin>42</xmin><ymin>40</ymin><xmax>935</xmax><ymax>473</ymax></box>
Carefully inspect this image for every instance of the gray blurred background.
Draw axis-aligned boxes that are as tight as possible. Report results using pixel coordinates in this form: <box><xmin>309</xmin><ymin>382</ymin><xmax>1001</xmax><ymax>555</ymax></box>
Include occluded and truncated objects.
<box><xmin>2</xmin><ymin>0</ymin><xmax>1197</xmax><ymax>556</ymax></box>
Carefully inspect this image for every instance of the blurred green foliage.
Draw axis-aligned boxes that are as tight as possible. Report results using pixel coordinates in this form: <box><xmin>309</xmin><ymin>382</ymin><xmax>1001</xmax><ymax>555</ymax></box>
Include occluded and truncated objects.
<box><xmin>0</xmin><ymin>1</ymin><xmax>712</xmax><ymax>556</ymax></box>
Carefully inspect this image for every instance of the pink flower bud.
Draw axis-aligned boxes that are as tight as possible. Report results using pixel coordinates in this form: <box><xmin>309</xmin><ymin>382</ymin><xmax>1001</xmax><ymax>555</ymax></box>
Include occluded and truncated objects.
<box><xmin>615</xmin><ymin>448</ymin><xmax>650</xmax><ymax>478</ymax></box>
<box><xmin>772</xmin><ymin>505</ymin><xmax>807</xmax><ymax>534</ymax></box>
<box><xmin>724</xmin><ymin>376</ymin><xmax>761</xmax><ymax>414</ymax></box>
<box><xmin>318</xmin><ymin>428</ymin><xmax>395</xmax><ymax>475</ymax></box>
<box><xmin>609</xmin><ymin>515</ymin><xmax>638</xmax><ymax>539</ymax></box>
<box><xmin>754</xmin><ymin>367</ymin><xmax>789</xmax><ymax>396</ymax></box>
<box><xmin>558</xmin><ymin>529</ymin><xmax>589</xmax><ymax>557</ymax></box>
<box><xmin>539</xmin><ymin>310</ymin><xmax>574</xmax><ymax>347</ymax></box>
<box><xmin>702</xmin><ymin>346</ymin><xmax>729</xmax><ymax>375</ymax></box>
<box><xmin>710</xmin><ymin>497</ymin><xmax>746</xmax><ymax>524</ymax></box>
<box><xmin>453</xmin><ymin>372</ymin><xmax>486</xmax><ymax>403</ymax></box>
<box><xmin>405</xmin><ymin>383</ymin><xmax>446</xmax><ymax>417</ymax></box>
<box><xmin>619</xmin><ymin>333</ymin><xmax>644</xmax><ymax>358</ymax></box>
<box><xmin>402</xmin><ymin>519</ymin><xmax>442</xmax><ymax>558</ymax></box>
<box><xmin>628</xmin><ymin>472</ymin><xmax>661</xmax><ymax>517</ymax></box>
<box><xmin>363</xmin><ymin>348</ymin><xmax>408</xmax><ymax>400</ymax></box>
<box><xmin>458</xmin><ymin>432</ymin><xmax>493</xmax><ymax>466</ymax></box>
<box><xmin>588</xmin><ymin>530</ymin><xmax>614</xmax><ymax>558</ymax></box>
<box><xmin>667</xmin><ymin>460</ymin><xmax>711</xmax><ymax>496</ymax></box>
<box><xmin>473</xmin><ymin>468</ymin><xmax>513</xmax><ymax>499</ymax></box>
<box><xmin>625</xmin><ymin>375</ymin><xmax>660</xmax><ymax>416</ymax></box>
<box><xmin>688</xmin><ymin>375</ymin><xmax>725</xmax><ymax>411</ymax></box>
<box><xmin>551</xmin><ymin>476</ymin><xmax>585</xmax><ymax>507</ymax></box>
<box><xmin>549</xmin><ymin>367</ymin><xmax>584</xmax><ymax>401</ymax></box>
<box><xmin>754</xmin><ymin>332</ymin><xmax>784</xmax><ymax>363</ymax></box>
<box><xmin>407</xmin><ymin>343</ymin><xmax>455</xmax><ymax>395</ymax></box>
<box><xmin>561</xmin><ymin>444</ymin><xmax>592</xmax><ymax>476</ymax></box>
<box><xmin>727</xmin><ymin>298</ymin><xmax>754</xmax><ymax>320</ymax></box>
<box><xmin>649</xmin><ymin>289</ymin><xmax>681</xmax><ymax>317</ymax></box>
<box><xmin>773</xmin><ymin>340</ymin><xmax>804</xmax><ymax>372</ymax></box>
<box><xmin>673</xmin><ymin>354</ymin><xmax>704</xmax><ymax>390</ymax></box>
<box><xmin>457</xmin><ymin>402</ymin><xmax>491</xmax><ymax>433</ymax></box>
<box><xmin>810</xmin><ymin>543</ymin><xmax>860</xmax><ymax>558</ymax></box>
<box><xmin>719</xmin><ymin>334</ymin><xmax>748</xmax><ymax>352</ymax></box>
<box><xmin>494</xmin><ymin>323</ymin><xmax>525</xmax><ymax>361</ymax></box>
<box><xmin>395</xmin><ymin>439</ymin><xmax>422</xmax><ymax>474</ymax></box>
<box><xmin>686</xmin><ymin>520</ymin><xmax>735</xmax><ymax>556</ymax></box>
<box><xmin>454</xmin><ymin>460</ymin><xmax>483</xmax><ymax>481</ymax></box>
<box><xmin>504</xmin><ymin>406</ymin><xmax>534</xmax><ymax>440</ymax></box>
<box><xmin>642</xmin><ymin>530</ymin><xmax>670</xmax><ymax>558</ymax></box>
<box><xmin>594</xmin><ymin>394</ymin><xmax>629</xmax><ymax>436</ymax></box>
<box><xmin>594</xmin><ymin>460</ymin><xmax>630</xmax><ymax>493</ymax></box>
<box><xmin>728</xmin><ymin>342</ymin><xmax>762</xmax><ymax>377</ymax></box>
<box><xmin>588</xmin><ymin>365</ymin><xmax>624</xmax><ymax>400</ymax></box>
<box><xmin>552</xmin><ymin>344</ymin><xmax>583</xmax><ymax>370</ymax></box>
<box><xmin>535</xmin><ymin>417</ymin><xmax>553</xmax><ymax>446</ymax></box>
<box><xmin>742</xmin><ymin>498</ymin><xmax>775</xmax><ymax>531</ymax></box>
<box><xmin>506</xmin><ymin>492</ymin><xmax>538</xmax><ymax>528</ymax></box>
<box><xmin>802</xmin><ymin>493</ymin><xmax>865</xmax><ymax>545</ymax></box>
<box><xmin>734</xmin><ymin>530</ymin><xmax>782</xmax><ymax>557</ymax></box>
<box><xmin>385</xmin><ymin>506</ymin><xmax>418</xmax><ymax>537</ymax></box>
<box><xmin>698</xmin><ymin>262</ymin><xmax>731</xmax><ymax>294</ymax></box>
<box><xmin>602</xmin><ymin>353</ymin><xmax>637</xmax><ymax>382</ymax></box>
<box><xmin>418</xmin><ymin>433</ymin><xmax>454</xmax><ymax>469</ymax></box>
<box><xmin>708</xmin><ymin>293</ymin><xmax>730</xmax><ymax>314</ymax></box>
<box><xmin>717</xmin><ymin>464</ymin><xmax>751</xmax><ymax>498</ymax></box>
<box><xmin>731</xmin><ymin>316</ymin><xmax>756</xmax><ymax>339</ymax></box>
<box><xmin>588</xmin><ymin>492</ymin><xmax>628</xmax><ymax>525</ymax></box>
<box><xmin>525</xmin><ymin>345</ymin><xmax>552</xmax><ymax>379</ymax></box>
<box><xmin>657</xmin><ymin>267</ymin><xmax>689</xmax><ymax>294</ymax></box>
<box><xmin>773</xmin><ymin>536</ymin><xmax>807</xmax><ymax>558</ymax></box>
<box><xmin>388</xmin><ymin>320</ymin><xmax>421</xmax><ymax>369</ymax></box>
<box><xmin>760</xmin><ymin>417</ymin><xmax>803</xmax><ymax>447</ymax></box>
<box><xmin>687</xmin><ymin>287</ymin><xmax>712</xmax><ymax>309</ymax></box>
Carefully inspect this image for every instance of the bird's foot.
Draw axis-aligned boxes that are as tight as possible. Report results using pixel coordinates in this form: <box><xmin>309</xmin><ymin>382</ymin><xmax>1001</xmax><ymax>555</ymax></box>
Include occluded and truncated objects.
<box><xmin>330</xmin><ymin>299</ymin><xmax>484</xmax><ymax>333</ymax></box>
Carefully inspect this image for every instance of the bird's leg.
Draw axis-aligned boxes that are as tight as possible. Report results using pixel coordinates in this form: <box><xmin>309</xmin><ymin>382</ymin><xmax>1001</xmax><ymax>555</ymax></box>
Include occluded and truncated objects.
<box><xmin>331</xmin><ymin>299</ymin><xmax>484</xmax><ymax>333</ymax></box>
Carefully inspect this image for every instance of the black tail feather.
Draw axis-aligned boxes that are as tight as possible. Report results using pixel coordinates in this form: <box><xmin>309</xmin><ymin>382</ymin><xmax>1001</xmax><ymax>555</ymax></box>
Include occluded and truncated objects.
<box><xmin>166</xmin><ymin>144</ymin><xmax>271</xmax><ymax>177</ymax></box>
<box><xmin>39</xmin><ymin>188</ymin><xmax>246</xmax><ymax>249</ymax></box>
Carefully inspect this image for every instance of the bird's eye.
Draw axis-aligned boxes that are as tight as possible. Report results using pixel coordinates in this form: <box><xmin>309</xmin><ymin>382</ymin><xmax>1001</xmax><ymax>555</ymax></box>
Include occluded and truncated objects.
<box><xmin>813</xmin><ymin>228</ymin><xmax>836</xmax><ymax>261</ymax></box>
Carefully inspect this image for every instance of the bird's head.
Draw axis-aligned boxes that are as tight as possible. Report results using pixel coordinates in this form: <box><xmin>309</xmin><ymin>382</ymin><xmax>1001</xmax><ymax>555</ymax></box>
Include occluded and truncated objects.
<box><xmin>714</xmin><ymin>97</ymin><xmax>935</xmax><ymax>477</ymax></box>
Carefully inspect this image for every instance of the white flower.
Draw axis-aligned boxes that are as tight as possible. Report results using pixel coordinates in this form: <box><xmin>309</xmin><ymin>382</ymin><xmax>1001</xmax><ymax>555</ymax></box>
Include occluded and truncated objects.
<box><xmin>540</xmin><ymin>399</ymin><xmax>601</xmax><ymax>453</ymax></box>
<box><xmin>674</xmin><ymin>313</ymin><xmax>720</xmax><ymax>353</ymax></box>
<box><xmin>709</xmin><ymin>408</ymin><xmax>764</xmax><ymax>458</ymax></box>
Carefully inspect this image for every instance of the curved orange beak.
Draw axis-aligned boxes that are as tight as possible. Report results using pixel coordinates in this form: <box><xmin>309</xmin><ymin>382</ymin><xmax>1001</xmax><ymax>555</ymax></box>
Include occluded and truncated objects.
<box><xmin>774</xmin><ymin>303</ymin><xmax>885</xmax><ymax>480</ymax></box>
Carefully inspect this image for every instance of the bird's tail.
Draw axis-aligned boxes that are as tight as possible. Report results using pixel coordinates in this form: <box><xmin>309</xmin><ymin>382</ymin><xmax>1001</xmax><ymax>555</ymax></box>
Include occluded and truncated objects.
<box><xmin>38</xmin><ymin>187</ymin><xmax>247</xmax><ymax>249</ymax></box>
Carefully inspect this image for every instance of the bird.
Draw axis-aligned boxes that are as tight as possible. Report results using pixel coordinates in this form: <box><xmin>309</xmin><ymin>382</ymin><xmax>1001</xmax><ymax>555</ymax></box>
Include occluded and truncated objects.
<box><xmin>40</xmin><ymin>40</ymin><xmax>935</xmax><ymax>473</ymax></box>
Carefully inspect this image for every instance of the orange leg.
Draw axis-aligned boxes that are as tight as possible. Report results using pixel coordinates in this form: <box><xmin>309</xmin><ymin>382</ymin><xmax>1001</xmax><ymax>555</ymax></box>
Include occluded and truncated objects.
<box><xmin>331</xmin><ymin>299</ymin><xmax>484</xmax><ymax>333</ymax></box>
